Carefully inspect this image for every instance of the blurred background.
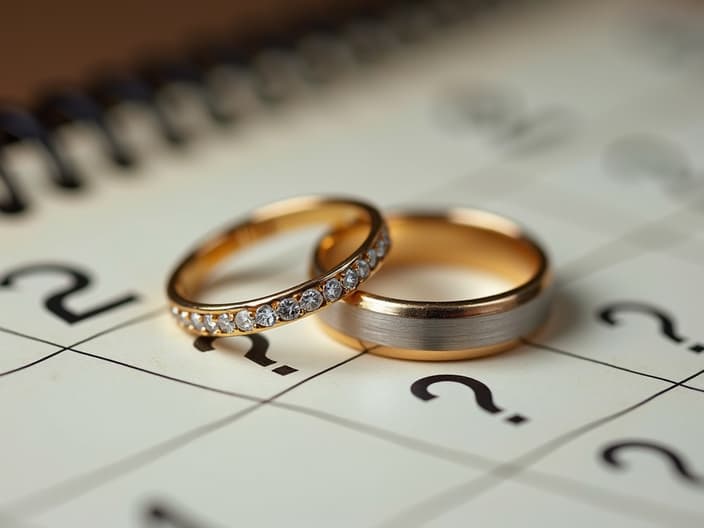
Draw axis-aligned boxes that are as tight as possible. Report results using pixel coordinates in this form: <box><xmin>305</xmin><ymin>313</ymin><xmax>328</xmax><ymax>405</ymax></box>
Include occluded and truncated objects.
<box><xmin>1</xmin><ymin>0</ymin><xmax>384</xmax><ymax>102</ymax></box>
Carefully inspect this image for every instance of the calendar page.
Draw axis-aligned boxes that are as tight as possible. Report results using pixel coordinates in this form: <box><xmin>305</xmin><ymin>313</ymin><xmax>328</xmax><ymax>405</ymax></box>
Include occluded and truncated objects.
<box><xmin>2</xmin><ymin>1</ymin><xmax>704</xmax><ymax>526</ymax></box>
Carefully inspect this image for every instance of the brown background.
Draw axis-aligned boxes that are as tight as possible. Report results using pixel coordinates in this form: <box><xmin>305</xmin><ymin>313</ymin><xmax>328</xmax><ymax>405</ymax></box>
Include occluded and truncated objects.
<box><xmin>0</xmin><ymin>0</ymin><xmax>377</xmax><ymax>104</ymax></box>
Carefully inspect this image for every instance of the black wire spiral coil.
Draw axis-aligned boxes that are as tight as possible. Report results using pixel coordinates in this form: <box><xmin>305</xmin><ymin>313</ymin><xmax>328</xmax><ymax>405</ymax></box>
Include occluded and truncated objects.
<box><xmin>0</xmin><ymin>0</ymin><xmax>492</xmax><ymax>215</ymax></box>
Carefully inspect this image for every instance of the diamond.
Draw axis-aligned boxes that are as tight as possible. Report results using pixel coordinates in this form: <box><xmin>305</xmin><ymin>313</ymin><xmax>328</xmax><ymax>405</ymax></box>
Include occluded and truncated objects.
<box><xmin>255</xmin><ymin>304</ymin><xmax>277</xmax><ymax>327</ymax></box>
<box><xmin>217</xmin><ymin>313</ymin><xmax>235</xmax><ymax>333</ymax></box>
<box><xmin>178</xmin><ymin>311</ymin><xmax>190</xmax><ymax>325</ymax></box>
<box><xmin>323</xmin><ymin>278</ymin><xmax>343</xmax><ymax>301</ymax></box>
<box><xmin>191</xmin><ymin>312</ymin><xmax>205</xmax><ymax>331</ymax></box>
<box><xmin>235</xmin><ymin>310</ymin><xmax>254</xmax><ymax>332</ymax></box>
<box><xmin>277</xmin><ymin>297</ymin><xmax>301</xmax><ymax>321</ymax></box>
<box><xmin>170</xmin><ymin>306</ymin><xmax>179</xmax><ymax>317</ymax></box>
<box><xmin>376</xmin><ymin>237</ymin><xmax>388</xmax><ymax>258</ymax></box>
<box><xmin>356</xmin><ymin>259</ymin><xmax>370</xmax><ymax>279</ymax></box>
<box><xmin>300</xmin><ymin>288</ymin><xmax>323</xmax><ymax>312</ymax></box>
<box><xmin>343</xmin><ymin>268</ymin><xmax>359</xmax><ymax>291</ymax></box>
<box><xmin>367</xmin><ymin>249</ymin><xmax>378</xmax><ymax>269</ymax></box>
<box><xmin>204</xmin><ymin>314</ymin><xmax>218</xmax><ymax>333</ymax></box>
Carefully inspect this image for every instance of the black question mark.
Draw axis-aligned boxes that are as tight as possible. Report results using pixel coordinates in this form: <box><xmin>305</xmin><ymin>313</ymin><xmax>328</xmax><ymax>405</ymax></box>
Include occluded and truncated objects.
<box><xmin>601</xmin><ymin>440</ymin><xmax>703</xmax><ymax>487</ymax></box>
<box><xmin>411</xmin><ymin>374</ymin><xmax>527</xmax><ymax>425</ymax></box>
<box><xmin>194</xmin><ymin>334</ymin><xmax>298</xmax><ymax>376</ymax></box>
<box><xmin>144</xmin><ymin>502</ymin><xmax>213</xmax><ymax>528</ymax></box>
<box><xmin>0</xmin><ymin>263</ymin><xmax>139</xmax><ymax>324</ymax></box>
<box><xmin>598</xmin><ymin>302</ymin><xmax>704</xmax><ymax>353</ymax></box>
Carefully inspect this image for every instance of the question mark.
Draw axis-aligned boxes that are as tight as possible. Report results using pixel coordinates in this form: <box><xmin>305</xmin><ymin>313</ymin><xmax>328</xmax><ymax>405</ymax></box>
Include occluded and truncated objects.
<box><xmin>598</xmin><ymin>302</ymin><xmax>704</xmax><ymax>353</ymax></box>
<box><xmin>603</xmin><ymin>134</ymin><xmax>702</xmax><ymax>194</ymax></box>
<box><xmin>144</xmin><ymin>501</ymin><xmax>213</xmax><ymax>528</ymax></box>
<box><xmin>193</xmin><ymin>335</ymin><xmax>298</xmax><ymax>376</ymax></box>
<box><xmin>439</xmin><ymin>84</ymin><xmax>575</xmax><ymax>155</ymax></box>
<box><xmin>601</xmin><ymin>440</ymin><xmax>703</xmax><ymax>487</ymax></box>
<box><xmin>411</xmin><ymin>374</ymin><xmax>528</xmax><ymax>425</ymax></box>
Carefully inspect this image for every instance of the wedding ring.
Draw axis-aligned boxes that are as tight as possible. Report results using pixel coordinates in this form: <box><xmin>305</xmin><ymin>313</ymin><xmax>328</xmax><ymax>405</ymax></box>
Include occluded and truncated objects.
<box><xmin>312</xmin><ymin>209</ymin><xmax>552</xmax><ymax>360</ymax></box>
<box><xmin>167</xmin><ymin>196</ymin><xmax>389</xmax><ymax>336</ymax></box>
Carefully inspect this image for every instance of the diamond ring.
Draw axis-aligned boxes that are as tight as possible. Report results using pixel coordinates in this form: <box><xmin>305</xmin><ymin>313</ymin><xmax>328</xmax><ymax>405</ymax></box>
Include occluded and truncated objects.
<box><xmin>166</xmin><ymin>196</ymin><xmax>389</xmax><ymax>336</ymax></box>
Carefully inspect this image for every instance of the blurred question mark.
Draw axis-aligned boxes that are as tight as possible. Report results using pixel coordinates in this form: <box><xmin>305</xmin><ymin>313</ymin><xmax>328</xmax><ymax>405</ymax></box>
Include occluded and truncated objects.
<box><xmin>144</xmin><ymin>501</ymin><xmax>213</xmax><ymax>528</ymax></box>
<box><xmin>601</xmin><ymin>440</ymin><xmax>703</xmax><ymax>487</ymax></box>
<box><xmin>603</xmin><ymin>134</ymin><xmax>702</xmax><ymax>194</ymax></box>
<box><xmin>438</xmin><ymin>82</ymin><xmax>576</xmax><ymax>155</ymax></box>
<box><xmin>598</xmin><ymin>301</ymin><xmax>704</xmax><ymax>353</ymax></box>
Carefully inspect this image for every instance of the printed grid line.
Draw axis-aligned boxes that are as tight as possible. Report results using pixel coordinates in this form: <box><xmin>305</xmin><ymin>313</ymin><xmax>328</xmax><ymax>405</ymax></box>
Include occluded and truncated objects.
<box><xmin>0</xmin><ymin>307</ymin><xmax>165</xmax><ymax>379</ymax></box>
<box><xmin>523</xmin><ymin>339</ymin><xmax>704</xmax><ymax>394</ymax></box>
<box><xmin>2</xmin><ymin>347</ymin><xmax>370</xmax><ymax>517</ymax></box>
<box><xmin>555</xmin><ymin>203</ymin><xmax>704</xmax><ymax>286</ymax></box>
<box><xmin>0</xmin><ymin>326</ymin><xmax>64</xmax><ymax>349</ymax></box>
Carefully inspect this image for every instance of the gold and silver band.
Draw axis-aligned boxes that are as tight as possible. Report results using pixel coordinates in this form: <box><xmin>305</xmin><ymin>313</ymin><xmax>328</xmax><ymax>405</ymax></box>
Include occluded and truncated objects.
<box><xmin>312</xmin><ymin>208</ymin><xmax>553</xmax><ymax>360</ymax></box>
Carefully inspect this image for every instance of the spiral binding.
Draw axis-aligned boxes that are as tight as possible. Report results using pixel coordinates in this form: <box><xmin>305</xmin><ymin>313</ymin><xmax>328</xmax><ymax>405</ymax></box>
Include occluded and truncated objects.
<box><xmin>0</xmin><ymin>0</ymin><xmax>493</xmax><ymax>215</ymax></box>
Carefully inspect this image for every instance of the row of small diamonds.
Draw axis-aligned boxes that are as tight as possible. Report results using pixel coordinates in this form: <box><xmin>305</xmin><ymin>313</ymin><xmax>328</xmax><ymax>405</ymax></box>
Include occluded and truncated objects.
<box><xmin>171</xmin><ymin>229</ymin><xmax>390</xmax><ymax>335</ymax></box>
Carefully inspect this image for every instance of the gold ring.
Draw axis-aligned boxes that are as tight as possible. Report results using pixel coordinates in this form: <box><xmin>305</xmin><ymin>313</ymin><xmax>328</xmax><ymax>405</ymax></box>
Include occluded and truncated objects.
<box><xmin>167</xmin><ymin>196</ymin><xmax>389</xmax><ymax>336</ymax></box>
<box><xmin>312</xmin><ymin>209</ymin><xmax>553</xmax><ymax>360</ymax></box>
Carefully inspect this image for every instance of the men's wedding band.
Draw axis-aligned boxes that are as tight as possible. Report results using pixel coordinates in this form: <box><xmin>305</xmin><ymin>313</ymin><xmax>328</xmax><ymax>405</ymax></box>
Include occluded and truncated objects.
<box><xmin>312</xmin><ymin>209</ymin><xmax>553</xmax><ymax>360</ymax></box>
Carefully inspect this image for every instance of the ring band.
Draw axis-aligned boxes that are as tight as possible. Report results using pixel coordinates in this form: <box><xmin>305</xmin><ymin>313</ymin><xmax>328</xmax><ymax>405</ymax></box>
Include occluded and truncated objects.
<box><xmin>167</xmin><ymin>196</ymin><xmax>389</xmax><ymax>336</ymax></box>
<box><xmin>312</xmin><ymin>209</ymin><xmax>553</xmax><ymax>360</ymax></box>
